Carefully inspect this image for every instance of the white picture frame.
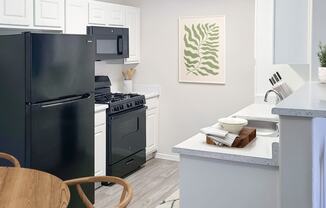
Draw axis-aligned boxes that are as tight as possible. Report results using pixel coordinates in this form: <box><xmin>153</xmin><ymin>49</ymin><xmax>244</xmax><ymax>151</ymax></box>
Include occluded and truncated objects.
<box><xmin>178</xmin><ymin>16</ymin><xmax>226</xmax><ymax>84</ymax></box>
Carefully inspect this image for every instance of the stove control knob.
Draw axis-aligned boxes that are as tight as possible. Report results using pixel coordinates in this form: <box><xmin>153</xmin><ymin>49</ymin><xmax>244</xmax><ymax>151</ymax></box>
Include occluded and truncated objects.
<box><xmin>120</xmin><ymin>105</ymin><xmax>123</xmax><ymax>110</ymax></box>
<box><xmin>114</xmin><ymin>107</ymin><xmax>119</xmax><ymax>111</ymax></box>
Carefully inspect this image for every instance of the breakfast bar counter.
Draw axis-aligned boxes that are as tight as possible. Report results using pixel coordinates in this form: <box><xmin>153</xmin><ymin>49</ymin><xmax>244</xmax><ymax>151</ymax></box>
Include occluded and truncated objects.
<box><xmin>173</xmin><ymin>131</ymin><xmax>279</xmax><ymax>167</ymax></box>
<box><xmin>272</xmin><ymin>81</ymin><xmax>326</xmax><ymax>117</ymax></box>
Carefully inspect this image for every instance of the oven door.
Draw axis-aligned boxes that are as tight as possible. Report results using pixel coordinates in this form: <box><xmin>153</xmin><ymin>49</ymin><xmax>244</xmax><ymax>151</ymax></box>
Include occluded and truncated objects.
<box><xmin>107</xmin><ymin>107</ymin><xmax>146</xmax><ymax>165</ymax></box>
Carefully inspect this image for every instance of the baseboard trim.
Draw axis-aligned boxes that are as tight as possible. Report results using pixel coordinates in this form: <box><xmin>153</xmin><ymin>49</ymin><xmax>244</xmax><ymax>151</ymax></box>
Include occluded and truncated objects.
<box><xmin>155</xmin><ymin>153</ymin><xmax>180</xmax><ymax>162</ymax></box>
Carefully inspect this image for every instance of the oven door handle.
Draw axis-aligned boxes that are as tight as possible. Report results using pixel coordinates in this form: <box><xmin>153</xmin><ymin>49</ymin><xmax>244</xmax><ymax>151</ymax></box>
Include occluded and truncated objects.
<box><xmin>109</xmin><ymin>107</ymin><xmax>147</xmax><ymax>121</ymax></box>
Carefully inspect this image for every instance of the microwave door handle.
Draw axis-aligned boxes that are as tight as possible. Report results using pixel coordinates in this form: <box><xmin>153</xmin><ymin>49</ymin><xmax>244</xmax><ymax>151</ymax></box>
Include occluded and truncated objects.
<box><xmin>117</xmin><ymin>36</ymin><xmax>123</xmax><ymax>55</ymax></box>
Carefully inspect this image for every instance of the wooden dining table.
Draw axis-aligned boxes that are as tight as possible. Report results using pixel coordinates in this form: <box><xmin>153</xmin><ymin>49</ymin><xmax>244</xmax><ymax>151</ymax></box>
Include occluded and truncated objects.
<box><xmin>0</xmin><ymin>167</ymin><xmax>70</xmax><ymax>208</ymax></box>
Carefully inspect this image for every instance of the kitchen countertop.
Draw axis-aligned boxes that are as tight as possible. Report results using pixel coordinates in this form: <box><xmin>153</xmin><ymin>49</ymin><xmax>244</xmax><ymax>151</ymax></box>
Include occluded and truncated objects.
<box><xmin>173</xmin><ymin>104</ymin><xmax>279</xmax><ymax>167</ymax></box>
<box><xmin>95</xmin><ymin>104</ymin><xmax>108</xmax><ymax>112</ymax></box>
<box><xmin>133</xmin><ymin>84</ymin><xmax>160</xmax><ymax>99</ymax></box>
<box><xmin>234</xmin><ymin>103</ymin><xmax>279</xmax><ymax>122</ymax></box>
<box><xmin>272</xmin><ymin>82</ymin><xmax>326</xmax><ymax>117</ymax></box>
<box><xmin>143</xmin><ymin>92</ymin><xmax>160</xmax><ymax>99</ymax></box>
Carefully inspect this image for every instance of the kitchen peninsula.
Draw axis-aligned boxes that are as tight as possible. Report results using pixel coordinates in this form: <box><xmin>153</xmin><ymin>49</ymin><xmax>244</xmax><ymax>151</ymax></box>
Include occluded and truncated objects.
<box><xmin>174</xmin><ymin>82</ymin><xmax>326</xmax><ymax>208</ymax></box>
<box><xmin>272</xmin><ymin>82</ymin><xmax>326</xmax><ymax>208</ymax></box>
<box><xmin>173</xmin><ymin>104</ymin><xmax>280</xmax><ymax>208</ymax></box>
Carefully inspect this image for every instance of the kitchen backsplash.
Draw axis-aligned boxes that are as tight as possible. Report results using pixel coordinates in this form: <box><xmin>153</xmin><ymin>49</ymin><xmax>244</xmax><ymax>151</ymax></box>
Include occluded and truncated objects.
<box><xmin>95</xmin><ymin>61</ymin><xmax>137</xmax><ymax>92</ymax></box>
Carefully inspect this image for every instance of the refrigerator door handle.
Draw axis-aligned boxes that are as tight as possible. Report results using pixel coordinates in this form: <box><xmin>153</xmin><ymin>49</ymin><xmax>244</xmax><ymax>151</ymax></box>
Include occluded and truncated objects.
<box><xmin>39</xmin><ymin>94</ymin><xmax>91</xmax><ymax>108</ymax></box>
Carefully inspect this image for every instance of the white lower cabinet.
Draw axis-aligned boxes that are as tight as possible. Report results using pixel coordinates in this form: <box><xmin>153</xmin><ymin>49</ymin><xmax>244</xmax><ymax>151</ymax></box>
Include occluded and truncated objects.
<box><xmin>94</xmin><ymin>107</ymin><xmax>107</xmax><ymax>189</ymax></box>
<box><xmin>146</xmin><ymin>97</ymin><xmax>159</xmax><ymax>158</ymax></box>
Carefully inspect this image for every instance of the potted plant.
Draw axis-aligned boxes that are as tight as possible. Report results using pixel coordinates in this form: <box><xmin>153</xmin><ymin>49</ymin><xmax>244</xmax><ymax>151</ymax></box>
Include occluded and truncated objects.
<box><xmin>318</xmin><ymin>42</ymin><xmax>326</xmax><ymax>83</ymax></box>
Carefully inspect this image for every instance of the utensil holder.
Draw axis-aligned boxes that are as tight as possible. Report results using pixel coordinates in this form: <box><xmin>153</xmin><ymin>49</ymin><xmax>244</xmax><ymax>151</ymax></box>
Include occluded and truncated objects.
<box><xmin>123</xmin><ymin>80</ymin><xmax>133</xmax><ymax>93</ymax></box>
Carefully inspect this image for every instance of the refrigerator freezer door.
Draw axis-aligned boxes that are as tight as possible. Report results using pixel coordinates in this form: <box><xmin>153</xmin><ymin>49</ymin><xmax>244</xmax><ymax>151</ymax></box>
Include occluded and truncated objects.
<box><xmin>28</xmin><ymin>33</ymin><xmax>94</xmax><ymax>103</ymax></box>
<box><xmin>28</xmin><ymin>95</ymin><xmax>94</xmax><ymax>207</ymax></box>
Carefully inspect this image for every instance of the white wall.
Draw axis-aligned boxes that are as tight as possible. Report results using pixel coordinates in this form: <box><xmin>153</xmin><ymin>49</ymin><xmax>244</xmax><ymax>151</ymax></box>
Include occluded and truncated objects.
<box><xmin>254</xmin><ymin>0</ymin><xmax>308</xmax><ymax>99</ymax></box>
<box><xmin>95</xmin><ymin>61</ymin><xmax>137</xmax><ymax>92</ymax></box>
<box><xmin>134</xmin><ymin>0</ymin><xmax>256</xmax><ymax>156</ymax></box>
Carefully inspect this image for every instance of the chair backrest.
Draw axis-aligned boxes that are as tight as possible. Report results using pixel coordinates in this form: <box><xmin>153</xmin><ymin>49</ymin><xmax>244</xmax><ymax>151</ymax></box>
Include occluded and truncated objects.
<box><xmin>64</xmin><ymin>176</ymin><xmax>133</xmax><ymax>208</ymax></box>
<box><xmin>0</xmin><ymin>152</ymin><xmax>21</xmax><ymax>167</ymax></box>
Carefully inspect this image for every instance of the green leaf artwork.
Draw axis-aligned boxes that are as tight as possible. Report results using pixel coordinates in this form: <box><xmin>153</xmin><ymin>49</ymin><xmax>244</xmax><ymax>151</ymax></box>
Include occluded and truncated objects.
<box><xmin>183</xmin><ymin>23</ymin><xmax>219</xmax><ymax>76</ymax></box>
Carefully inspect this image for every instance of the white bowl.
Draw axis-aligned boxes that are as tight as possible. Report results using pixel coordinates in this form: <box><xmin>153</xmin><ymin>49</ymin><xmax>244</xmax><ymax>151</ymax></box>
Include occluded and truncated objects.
<box><xmin>218</xmin><ymin>117</ymin><xmax>248</xmax><ymax>134</ymax></box>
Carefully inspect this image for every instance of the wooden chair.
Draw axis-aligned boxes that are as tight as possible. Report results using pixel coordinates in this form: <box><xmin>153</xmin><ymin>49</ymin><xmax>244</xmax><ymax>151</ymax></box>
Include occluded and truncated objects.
<box><xmin>0</xmin><ymin>152</ymin><xmax>21</xmax><ymax>167</ymax></box>
<box><xmin>64</xmin><ymin>176</ymin><xmax>133</xmax><ymax>208</ymax></box>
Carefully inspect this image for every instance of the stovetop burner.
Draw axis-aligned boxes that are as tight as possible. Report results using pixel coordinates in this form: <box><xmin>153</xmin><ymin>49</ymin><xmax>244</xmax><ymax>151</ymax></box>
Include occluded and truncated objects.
<box><xmin>95</xmin><ymin>93</ymin><xmax>142</xmax><ymax>103</ymax></box>
<box><xmin>95</xmin><ymin>92</ymin><xmax>146</xmax><ymax>114</ymax></box>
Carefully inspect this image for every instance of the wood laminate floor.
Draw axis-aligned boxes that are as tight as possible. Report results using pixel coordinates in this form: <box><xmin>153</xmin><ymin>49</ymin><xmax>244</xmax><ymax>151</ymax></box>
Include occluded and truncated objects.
<box><xmin>95</xmin><ymin>158</ymin><xmax>179</xmax><ymax>208</ymax></box>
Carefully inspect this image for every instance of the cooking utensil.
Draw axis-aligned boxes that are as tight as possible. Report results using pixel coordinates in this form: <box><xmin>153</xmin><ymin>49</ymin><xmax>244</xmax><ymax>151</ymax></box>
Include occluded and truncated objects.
<box><xmin>276</xmin><ymin>72</ymin><xmax>282</xmax><ymax>80</ymax></box>
<box><xmin>269</xmin><ymin>78</ymin><xmax>274</xmax><ymax>86</ymax></box>
<box><xmin>273</xmin><ymin>74</ymin><xmax>280</xmax><ymax>82</ymax></box>
<box><xmin>122</xmin><ymin>68</ymin><xmax>136</xmax><ymax>80</ymax></box>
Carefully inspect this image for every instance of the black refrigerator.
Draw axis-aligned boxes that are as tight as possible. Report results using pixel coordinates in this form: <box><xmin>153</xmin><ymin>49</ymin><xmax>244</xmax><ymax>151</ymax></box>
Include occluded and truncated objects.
<box><xmin>0</xmin><ymin>32</ymin><xmax>95</xmax><ymax>207</ymax></box>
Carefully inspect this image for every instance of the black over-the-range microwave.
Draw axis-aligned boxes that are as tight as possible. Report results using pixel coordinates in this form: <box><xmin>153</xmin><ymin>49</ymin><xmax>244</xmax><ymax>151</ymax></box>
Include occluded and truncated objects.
<box><xmin>87</xmin><ymin>26</ymin><xmax>129</xmax><ymax>60</ymax></box>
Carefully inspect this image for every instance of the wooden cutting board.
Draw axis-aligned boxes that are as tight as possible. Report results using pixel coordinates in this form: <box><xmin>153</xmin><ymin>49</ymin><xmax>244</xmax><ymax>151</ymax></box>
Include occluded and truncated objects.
<box><xmin>206</xmin><ymin>127</ymin><xmax>256</xmax><ymax>148</ymax></box>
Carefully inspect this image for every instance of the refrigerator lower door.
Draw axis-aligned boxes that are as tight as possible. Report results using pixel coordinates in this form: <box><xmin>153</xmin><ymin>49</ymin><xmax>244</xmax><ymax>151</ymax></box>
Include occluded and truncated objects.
<box><xmin>27</xmin><ymin>95</ymin><xmax>94</xmax><ymax>208</ymax></box>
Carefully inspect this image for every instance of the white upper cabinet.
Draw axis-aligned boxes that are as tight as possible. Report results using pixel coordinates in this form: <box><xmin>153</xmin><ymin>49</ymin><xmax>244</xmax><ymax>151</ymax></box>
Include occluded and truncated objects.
<box><xmin>0</xmin><ymin>0</ymin><xmax>33</xmax><ymax>26</ymax></box>
<box><xmin>107</xmin><ymin>3</ymin><xmax>124</xmax><ymax>26</ymax></box>
<box><xmin>65</xmin><ymin>0</ymin><xmax>88</xmax><ymax>34</ymax></box>
<box><xmin>34</xmin><ymin>0</ymin><xmax>64</xmax><ymax>28</ymax></box>
<box><xmin>273</xmin><ymin>0</ymin><xmax>309</xmax><ymax>64</ymax></box>
<box><xmin>88</xmin><ymin>0</ymin><xmax>107</xmax><ymax>25</ymax></box>
<box><xmin>124</xmin><ymin>6</ymin><xmax>140</xmax><ymax>64</ymax></box>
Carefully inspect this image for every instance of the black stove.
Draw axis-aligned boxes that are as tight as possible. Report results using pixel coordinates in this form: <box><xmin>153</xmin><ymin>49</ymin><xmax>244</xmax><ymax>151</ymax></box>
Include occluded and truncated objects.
<box><xmin>94</xmin><ymin>76</ymin><xmax>146</xmax><ymax>179</ymax></box>
<box><xmin>95</xmin><ymin>76</ymin><xmax>146</xmax><ymax>114</ymax></box>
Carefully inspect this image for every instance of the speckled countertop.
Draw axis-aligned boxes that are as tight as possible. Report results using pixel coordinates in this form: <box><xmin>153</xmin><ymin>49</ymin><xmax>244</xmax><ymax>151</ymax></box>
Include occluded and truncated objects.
<box><xmin>133</xmin><ymin>84</ymin><xmax>160</xmax><ymax>99</ymax></box>
<box><xmin>172</xmin><ymin>104</ymin><xmax>279</xmax><ymax>167</ymax></box>
<box><xmin>95</xmin><ymin>104</ymin><xmax>108</xmax><ymax>112</ymax></box>
<box><xmin>272</xmin><ymin>82</ymin><xmax>326</xmax><ymax>118</ymax></box>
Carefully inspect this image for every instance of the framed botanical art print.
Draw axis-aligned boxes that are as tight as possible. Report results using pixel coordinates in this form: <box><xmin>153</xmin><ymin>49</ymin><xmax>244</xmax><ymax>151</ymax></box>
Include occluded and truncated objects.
<box><xmin>179</xmin><ymin>16</ymin><xmax>226</xmax><ymax>84</ymax></box>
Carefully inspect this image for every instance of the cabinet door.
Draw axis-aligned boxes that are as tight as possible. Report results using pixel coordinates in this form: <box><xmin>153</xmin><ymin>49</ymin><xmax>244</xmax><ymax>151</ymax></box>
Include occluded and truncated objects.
<box><xmin>88</xmin><ymin>1</ymin><xmax>107</xmax><ymax>26</ymax></box>
<box><xmin>146</xmin><ymin>108</ymin><xmax>158</xmax><ymax>155</ymax></box>
<box><xmin>65</xmin><ymin>0</ymin><xmax>88</xmax><ymax>34</ymax></box>
<box><xmin>107</xmin><ymin>3</ymin><xmax>124</xmax><ymax>26</ymax></box>
<box><xmin>95</xmin><ymin>123</ymin><xmax>106</xmax><ymax>177</ymax></box>
<box><xmin>124</xmin><ymin>6</ymin><xmax>140</xmax><ymax>64</ymax></box>
<box><xmin>34</xmin><ymin>0</ymin><xmax>64</xmax><ymax>28</ymax></box>
<box><xmin>0</xmin><ymin>0</ymin><xmax>32</xmax><ymax>26</ymax></box>
<box><xmin>273</xmin><ymin>0</ymin><xmax>308</xmax><ymax>64</ymax></box>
